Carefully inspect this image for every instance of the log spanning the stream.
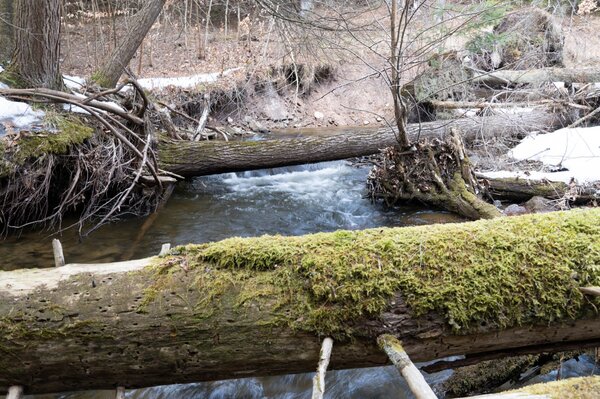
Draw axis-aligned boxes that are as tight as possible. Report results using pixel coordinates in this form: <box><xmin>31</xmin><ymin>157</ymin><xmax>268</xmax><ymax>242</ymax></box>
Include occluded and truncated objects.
<box><xmin>472</xmin><ymin>67</ymin><xmax>600</xmax><ymax>86</ymax></box>
<box><xmin>158</xmin><ymin>110</ymin><xmax>566</xmax><ymax>177</ymax></box>
<box><xmin>1</xmin><ymin>209</ymin><xmax>600</xmax><ymax>395</ymax></box>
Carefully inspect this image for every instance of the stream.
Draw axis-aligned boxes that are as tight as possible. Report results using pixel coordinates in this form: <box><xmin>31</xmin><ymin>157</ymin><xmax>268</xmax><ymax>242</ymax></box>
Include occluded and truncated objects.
<box><xmin>2</xmin><ymin>160</ymin><xmax>597</xmax><ymax>398</ymax></box>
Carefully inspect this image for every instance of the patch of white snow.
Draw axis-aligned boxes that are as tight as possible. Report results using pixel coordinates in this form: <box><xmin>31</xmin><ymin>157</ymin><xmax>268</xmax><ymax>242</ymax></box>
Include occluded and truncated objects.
<box><xmin>137</xmin><ymin>67</ymin><xmax>241</xmax><ymax>90</ymax></box>
<box><xmin>63</xmin><ymin>104</ymin><xmax>90</xmax><ymax>115</ymax></box>
<box><xmin>481</xmin><ymin>127</ymin><xmax>600</xmax><ymax>184</ymax></box>
<box><xmin>0</xmin><ymin>96</ymin><xmax>45</xmax><ymax>131</ymax></box>
<box><xmin>63</xmin><ymin>75</ymin><xmax>86</xmax><ymax>89</ymax></box>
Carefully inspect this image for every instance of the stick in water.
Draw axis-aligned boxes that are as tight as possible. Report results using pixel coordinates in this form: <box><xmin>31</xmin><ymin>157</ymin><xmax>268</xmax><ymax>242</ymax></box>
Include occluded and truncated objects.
<box><xmin>311</xmin><ymin>337</ymin><xmax>334</xmax><ymax>399</ymax></box>
<box><xmin>7</xmin><ymin>386</ymin><xmax>24</xmax><ymax>399</ymax></box>
<box><xmin>52</xmin><ymin>239</ymin><xmax>65</xmax><ymax>267</ymax></box>
<box><xmin>377</xmin><ymin>335</ymin><xmax>437</xmax><ymax>399</ymax></box>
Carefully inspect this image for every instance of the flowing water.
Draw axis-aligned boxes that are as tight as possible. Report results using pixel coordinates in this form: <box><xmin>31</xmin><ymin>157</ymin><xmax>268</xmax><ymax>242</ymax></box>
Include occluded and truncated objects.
<box><xmin>0</xmin><ymin>161</ymin><xmax>461</xmax><ymax>270</ymax></box>
<box><xmin>2</xmin><ymin>160</ymin><xmax>597</xmax><ymax>398</ymax></box>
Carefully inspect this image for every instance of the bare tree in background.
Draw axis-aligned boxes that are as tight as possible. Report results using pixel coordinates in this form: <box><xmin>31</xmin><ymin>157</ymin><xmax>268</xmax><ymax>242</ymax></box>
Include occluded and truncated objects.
<box><xmin>93</xmin><ymin>0</ymin><xmax>166</xmax><ymax>87</ymax></box>
<box><xmin>258</xmin><ymin>0</ymin><xmax>502</xmax><ymax>218</ymax></box>
<box><xmin>7</xmin><ymin>0</ymin><xmax>63</xmax><ymax>89</ymax></box>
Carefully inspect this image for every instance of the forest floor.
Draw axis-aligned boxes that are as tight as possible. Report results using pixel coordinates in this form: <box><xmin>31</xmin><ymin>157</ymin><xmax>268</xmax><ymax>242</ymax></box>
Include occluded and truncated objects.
<box><xmin>59</xmin><ymin>4</ymin><xmax>600</xmax><ymax>132</ymax></box>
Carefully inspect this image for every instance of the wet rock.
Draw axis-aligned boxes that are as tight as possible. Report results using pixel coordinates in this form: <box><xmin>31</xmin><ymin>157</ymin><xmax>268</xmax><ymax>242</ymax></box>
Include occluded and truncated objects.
<box><xmin>524</xmin><ymin>196</ymin><xmax>556</xmax><ymax>214</ymax></box>
<box><xmin>248</xmin><ymin>119</ymin><xmax>268</xmax><ymax>133</ymax></box>
<box><xmin>504</xmin><ymin>204</ymin><xmax>528</xmax><ymax>216</ymax></box>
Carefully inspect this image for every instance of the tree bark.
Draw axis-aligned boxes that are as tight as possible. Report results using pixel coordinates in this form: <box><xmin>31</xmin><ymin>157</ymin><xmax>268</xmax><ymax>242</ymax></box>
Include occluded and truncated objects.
<box><xmin>473</xmin><ymin>68</ymin><xmax>600</xmax><ymax>86</ymax></box>
<box><xmin>8</xmin><ymin>0</ymin><xmax>62</xmax><ymax>89</ymax></box>
<box><xmin>92</xmin><ymin>0</ymin><xmax>166</xmax><ymax>88</ymax></box>
<box><xmin>0</xmin><ymin>209</ymin><xmax>599</xmax><ymax>394</ymax></box>
<box><xmin>158</xmin><ymin>110</ymin><xmax>567</xmax><ymax>177</ymax></box>
<box><xmin>480</xmin><ymin>175</ymin><xmax>599</xmax><ymax>203</ymax></box>
<box><xmin>0</xmin><ymin>0</ymin><xmax>14</xmax><ymax>65</ymax></box>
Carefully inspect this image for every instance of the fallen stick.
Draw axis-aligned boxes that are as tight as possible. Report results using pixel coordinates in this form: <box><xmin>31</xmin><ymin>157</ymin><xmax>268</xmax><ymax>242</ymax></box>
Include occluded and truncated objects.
<box><xmin>377</xmin><ymin>335</ymin><xmax>437</xmax><ymax>399</ymax></box>
<box><xmin>311</xmin><ymin>337</ymin><xmax>333</xmax><ymax>399</ymax></box>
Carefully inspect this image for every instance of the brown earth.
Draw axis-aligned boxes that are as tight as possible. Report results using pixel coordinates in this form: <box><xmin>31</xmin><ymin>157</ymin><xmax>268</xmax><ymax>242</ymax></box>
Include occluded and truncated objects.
<box><xmin>59</xmin><ymin>4</ymin><xmax>600</xmax><ymax>131</ymax></box>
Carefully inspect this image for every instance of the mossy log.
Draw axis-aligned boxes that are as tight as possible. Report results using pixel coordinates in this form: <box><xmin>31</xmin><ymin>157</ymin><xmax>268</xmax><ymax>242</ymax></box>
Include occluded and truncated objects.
<box><xmin>157</xmin><ymin>110</ymin><xmax>566</xmax><ymax>177</ymax></box>
<box><xmin>1</xmin><ymin>210</ymin><xmax>600</xmax><ymax>394</ymax></box>
<box><xmin>467</xmin><ymin>376</ymin><xmax>600</xmax><ymax>399</ymax></box>
<box><xmin>472</xmin><ymin>68</ymin><xmax>600</xmax><ymax>87</ymax></box>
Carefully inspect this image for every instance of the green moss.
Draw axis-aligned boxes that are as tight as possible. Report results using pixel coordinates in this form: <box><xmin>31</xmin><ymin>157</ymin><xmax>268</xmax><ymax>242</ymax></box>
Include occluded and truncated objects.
<box><xmin>0</xmin><ymin>70</ymin><xmax>26</xmax><ymax>88</ymax></box>
<box><xmin>9</xmin><ymin>114</ymin><xmax>93</xmax><ymax>165</ymax></box>
<box><xmin>442</xmin><ymin>355</ymin><xmax>540</xmax><ymax>397</ymax></box>
<box><xmin>90</xmin><ymin>71</ymin><xmax>112</xmax><ymax>88</ymax></box>
<box><xmin>516</xmin><ymin>376</ymin><xmax>600</xmax><ymax>399</ymax></box>
<box><xmin>143</xmin><ymin>209</ymin><xmax>600</xmax><ymax>338</ymax></box>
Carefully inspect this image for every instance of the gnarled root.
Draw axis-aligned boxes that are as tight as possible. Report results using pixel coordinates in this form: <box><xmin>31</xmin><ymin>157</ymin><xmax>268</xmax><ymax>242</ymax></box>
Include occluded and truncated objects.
<box><xmin>368</xmin><ymin>130</ymin><xmax>501</xmax><ymax>220</ymax></box>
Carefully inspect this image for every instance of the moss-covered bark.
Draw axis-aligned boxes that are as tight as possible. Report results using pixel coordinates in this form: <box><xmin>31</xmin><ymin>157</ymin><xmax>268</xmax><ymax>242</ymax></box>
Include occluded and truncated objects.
<box><xmin>0</xmin><ymin>115</ymin><xmax>93</xmax><ymax>179</ymax></box>
<box><xmin>510</xmin><ymin>376</ymin><xmax>600</xmax><ymax>399</ymax></box>
<box><xmin>1</xmin><ymin>209</ymin><xmax>600</xmax><ymax>394</ymax></box>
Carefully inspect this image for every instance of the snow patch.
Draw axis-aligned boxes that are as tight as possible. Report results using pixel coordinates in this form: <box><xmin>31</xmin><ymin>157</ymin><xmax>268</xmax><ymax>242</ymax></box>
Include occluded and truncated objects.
<box><xmin>482</xmin><ymin>127</ymin><xmax>600</xmax><ymax>184</ymax></box>
<box><xmin>0</xmin><ymin>96</ymin><xmax>45</xmax><ymax>132</ymax></box>
<box><xmin>63</xmin><ymin>103</ymin><xmax>90</xmax><ymax>115</ymax></box>
<box><xmin>63</xmin><ymin>75</ymin><xmax>86</xmax><ymax>89</ymax></box>
<box><xmin>137</xmin><ymin>67</ymin><xmax>241</xmax><ymax>90</ymax></box>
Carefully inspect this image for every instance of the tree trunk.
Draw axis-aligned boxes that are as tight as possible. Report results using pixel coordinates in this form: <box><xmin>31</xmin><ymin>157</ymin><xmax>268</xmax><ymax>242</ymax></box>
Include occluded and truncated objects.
<box><xmin>0</xmin><ymin>0</ymin><xmax>14</xmax><ymax>65</ymax></box>
<box><xmin>158</xmin><ymin>110</ymin><xmax>566</xmax><ymax>177</ymax></box>
<box><xmin>479</xmin><ymin>175</ymin><xmax>599</xmax><ymax>203</ymax></box>
<box><xmin>473</xmin><ymin>68</ymin><xmax>600</xmax><ymax>86</ymax></box>
<box><xmin>92</xmin><ymin>0</ymin><xmax>165</xmax><ymax>88</ymax></box>
<box><xmin>1</xmin><ymin>209</ymin><xmax>599</xmax><ymax>394</ymax></box>
<box><xmin>8</xmin><ymin>0</ymin><xmax>62</xmax><ymax>89</ymax></box>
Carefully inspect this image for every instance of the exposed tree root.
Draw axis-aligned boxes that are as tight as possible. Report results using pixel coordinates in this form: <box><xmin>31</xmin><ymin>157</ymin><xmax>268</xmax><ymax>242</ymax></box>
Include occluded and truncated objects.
<box><xmin>0</xmin><ymin>80</ymin><xmax>174</xmax><ymax>235</ymax></box>
<box><xmin>0</xmin><ymin>130</ymin><xmax>164</xmax><ymax>235</ymax></box>
<box><xmin>367</xmin><ymin>130</ymin><xmax>502</xmax><ymax>220</ymax></box>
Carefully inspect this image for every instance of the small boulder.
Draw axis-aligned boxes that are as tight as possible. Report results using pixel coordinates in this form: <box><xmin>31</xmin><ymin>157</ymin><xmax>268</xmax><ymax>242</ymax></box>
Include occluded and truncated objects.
<box><xmin>314</xmin><ymin>111</ymin><xmax>324</xmax><ymax>120</ymax></box>
<box><xmin>504</xmin><ymin>204</ymin><xmax>528</xmax><ymax>216</ymax></box>
<box><xmin>248</xmin><ymin>119</ymin><xmax>268</xmax><ymax>133</ymax></box>
<box><xmin>524</xmin><ymin>196</ymin><xmax>556</xmax><ymax>214</ymax></box>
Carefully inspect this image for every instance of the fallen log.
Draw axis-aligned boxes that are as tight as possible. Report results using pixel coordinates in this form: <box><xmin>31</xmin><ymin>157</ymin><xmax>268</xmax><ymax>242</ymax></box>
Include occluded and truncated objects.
<box><xmin>158</xmin><ymin>110</ymin><xmax>567</xmax><ymax>177</ymax></box>
<box><xmin>472</xmin><ymin>67</ymin><xmax>600</xmax><ymax>86</ymax></box>
<box><xmin>467</xmin><ymin>376</ymin><xmax>600</xmax><ymax>399</ymax></box>
<box><xmin>478</xmin><ymin>175</ymin><xmax>600</xmax><ymax>202</ymax></box>
<box><xmin>1</xmin><ymin>209</ymin><xmax>600</xmax><ymax>394</ymax></box>
<box><xmin>429</xmin><ymin>99</ymin><xmax>565</xmax><ymax>110</ymax></box>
